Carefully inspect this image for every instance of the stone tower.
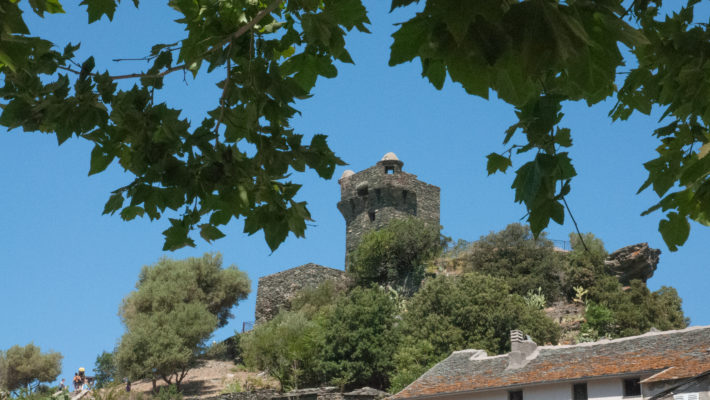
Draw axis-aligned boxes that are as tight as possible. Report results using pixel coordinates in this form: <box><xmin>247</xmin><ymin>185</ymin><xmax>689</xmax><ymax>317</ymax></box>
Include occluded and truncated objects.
<box><xmin>337</xmin><ymin>152</ymin><xmax>440</xmax><ymax>269</ymax></box>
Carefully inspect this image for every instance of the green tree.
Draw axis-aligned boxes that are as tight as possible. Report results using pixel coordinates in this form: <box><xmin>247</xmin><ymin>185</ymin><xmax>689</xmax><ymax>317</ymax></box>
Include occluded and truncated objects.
<box><xmin>390</xmin><ymin>273</ymin><xmax>560</xmax><ymax>392</ymax></box>
<box><xmin>584</xmin><ymin>278</ymin><xmax>688</xmax><ymax>339</ymax></box>
<box><xmin>317</xmin><ymin>286</ymin><xmax>399</xmax><ymax>390</ymax></box>
<box><xmin>562</xmin><ymin>232</ymin><xmax>608</xmax><ymax>299</ymax></box>
<box><xmin>458</xmin><ymin>223</ymin><xmax>566</xmax><ymax>302</ymax></box>
<box><xmin>93</xmin><ymin>351</ymin><xmax>118</xmax><ymax>389</ymax></box>
<box><xmin>3</xmin><ymin>1</ymin><xmax>709</xmax><ymax>251</ymax></box>
<box><xmin>349</xmin><ymin>218</ymin><xmax>445</xmax><ymax>293</ymax></box>
<box><xmin>0</xmin><ymin>344</ymin><xmax>62</xmax><ymax>394</ymax></box>
<box><xmin>115</xmin><ymin>253</ymin><xmax>250</xmax><ymax>390</ymax></box>
<box><xmin>120</xmin><ymin>253</ymin><xmax>250</xmax><ymax>327</ymax></box>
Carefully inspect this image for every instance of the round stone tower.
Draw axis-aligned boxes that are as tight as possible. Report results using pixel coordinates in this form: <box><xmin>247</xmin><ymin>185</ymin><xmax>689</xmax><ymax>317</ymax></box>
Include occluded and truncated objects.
<box><xmin>337</xmin><ymin>152</ymin><xmax>440</xmax><ymax>269</ymax></box>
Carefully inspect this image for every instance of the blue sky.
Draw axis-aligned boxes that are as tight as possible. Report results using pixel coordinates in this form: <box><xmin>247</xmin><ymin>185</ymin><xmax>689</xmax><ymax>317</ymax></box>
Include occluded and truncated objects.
<box><xmin>1</xmin><ymin>0</ymin><xmax>709</xmax><ymax>385</ymax></box>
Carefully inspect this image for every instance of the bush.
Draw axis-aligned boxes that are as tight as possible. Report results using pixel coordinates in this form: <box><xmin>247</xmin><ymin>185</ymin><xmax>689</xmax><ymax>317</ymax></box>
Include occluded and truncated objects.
<box><xmin>390</xmin><ymin>273</ymin><xmax>560</xmax><ymax>391</ymax></box>
<box><xmin>349</xmin><ymin>218</ymin><xmax>445</xmax><ymax>293</ymax></box>
<box><xmin>241</xmin><ymin>311</ymin><xmax>321</xmax><ymax>390</ymax></box>
<box><xmin>458</xmin><ymin>224</ymin><xmax>566</xmax><ymax>302</ymax></box>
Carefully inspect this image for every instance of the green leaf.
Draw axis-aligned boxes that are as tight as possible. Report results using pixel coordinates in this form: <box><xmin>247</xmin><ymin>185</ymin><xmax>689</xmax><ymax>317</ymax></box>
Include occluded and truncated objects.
<box><xmin>120</xmin><ymin>205</ymin><xmax>145</xmax><ymax>221</ymax></box>
<box><xmin>200</xmin><ymin>224</ymin><xmax>226</xmax><ymax>243</ymax></box>
<box><xmin>0</xmin><ymin>49</ymin><xmax>16</xmax><ymax>72</ymax></box>
<box><xmin>422</xmin><ymin>58</ymin><xmax>446</xmax><ymax>90</ymax></box>
<box><xmin>486</xmin><ymin>153</ymin><xmax>512</xmax><ymax>175</ymax></box>
<box><xmin>80</xmin><ymin>0</ymin><xmax>118</xmax><ymax>23</ymax></box>
<box><xmin>528</xmin><ymin>199</ymin><xmax>564</xmax><ymax>236</ymax></box>
<box><xmin>162</xmin><ymin>219</ymin><xmax>195</xmax><ymax>251</ymax></box>
<box><xmin>447</xmin><ymin>56</ymin><xmax>489</xmax><ymax>98</ymax></box>
<box><xmin>512</xmin><ymin>160</ymin><xmax>542</xmax><ymax>205</ymax></box>
<box><xmin>554</xmin><ymin>128</ymin><xmax>572</xmax><ymax>147</ymax></box>
<box><xmin>389</xmin><ymin>16</ymin><xmax>429</xmax><ymax>66</ymax></box>
<box><xmin>659</xmin><ymin>212</ymin><xmax>690</xmax><ymax>251</ymax></box>
<box><xmin>89</xmin><ymin>145</ymin><xmax>114</xmax><ymax>175</ymax></box>
<box><xmin>103</xmin><ymin>192</ymin><xmax>124</xmax><ymax>215</ymax></box>
<box><xmin>554</xmin><ymin>153</ymin><xmax>576</xmax><ymax>180</ymax></box>
<box><xmin>390</xmin><ymin>0</ymin><xmax>419</xmax><ymax>11</ymax></box>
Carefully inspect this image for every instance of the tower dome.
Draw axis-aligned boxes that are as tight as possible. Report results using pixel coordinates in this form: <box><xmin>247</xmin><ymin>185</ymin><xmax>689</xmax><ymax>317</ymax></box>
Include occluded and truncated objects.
<box><xmin>381</xmin><ymin>152</ymin><xmax>399</xmax><ymax>161</ymax></box>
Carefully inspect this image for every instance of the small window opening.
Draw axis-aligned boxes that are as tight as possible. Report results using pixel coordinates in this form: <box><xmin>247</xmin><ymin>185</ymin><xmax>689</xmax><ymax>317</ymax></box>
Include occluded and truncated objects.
<box><xmin>508</xmin><ymin>390</ymin><xmax>523</xmax><ymax>400</ymax></box>
<box><xmin>402</xmin><ymin>190</ymin><xmax>408</xmax><ymax>202</ymax></box>
<box><xmin>573</xmin><ymin>383</ymin><xmax>588</xmax><ymax>400</ymax></box>
<box><xmin>385</xmin><ymin>166</ymin><xmax>395</xmax><ymax>174</ymax></box>
<box><xmin>357</xmin><ymin>187</ymin><xmax>368</xmax><ymax>196</ymax></box>
<box><xmin>368</xmin><ymin>211</ymin><xmax>375</xmax><ymax>222</ymax></box>
<box><xmin>623</xmin><ymin>378</ymin><xmax>641</xmax><ymax>397</ymax></box>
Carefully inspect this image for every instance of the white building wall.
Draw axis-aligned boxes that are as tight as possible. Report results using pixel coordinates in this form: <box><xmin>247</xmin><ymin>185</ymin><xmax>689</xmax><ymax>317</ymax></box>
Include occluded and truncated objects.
<box><xmin>432</xmin><ymin>377</ymin><xmax>648</xmax><ymax>400</ymax></box>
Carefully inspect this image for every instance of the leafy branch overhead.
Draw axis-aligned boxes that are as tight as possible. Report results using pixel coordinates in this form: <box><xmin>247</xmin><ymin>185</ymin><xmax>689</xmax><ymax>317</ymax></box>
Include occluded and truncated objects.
<box><xmin>1</xmin><ymin>0</ymin><xmax>709</xmax><ymax>251</ymax></box>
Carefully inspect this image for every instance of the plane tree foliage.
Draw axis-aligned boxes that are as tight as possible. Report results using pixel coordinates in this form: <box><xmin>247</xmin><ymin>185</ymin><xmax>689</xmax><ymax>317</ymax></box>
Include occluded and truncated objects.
<box><xmin>2</xmin><ymin>0</ymin><xmax>710</xmax><ymax>251</ymax></box>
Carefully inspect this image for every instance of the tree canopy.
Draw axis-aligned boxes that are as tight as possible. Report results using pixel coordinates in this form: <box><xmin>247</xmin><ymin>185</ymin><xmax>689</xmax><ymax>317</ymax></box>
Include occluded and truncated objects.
<box><xmin>2</xmin><ymin>0</ymin><xmax>709</xmax><ymax>251</ymax></box>
<box><xmin>0</xmin><ymin>343</ymin><xmax>62</xmax><ymax>394</ymax></box>
<box><xmin>116</xmin><ymin>253</ymin><xmax>250</xmax><ymax>388</ymax></box>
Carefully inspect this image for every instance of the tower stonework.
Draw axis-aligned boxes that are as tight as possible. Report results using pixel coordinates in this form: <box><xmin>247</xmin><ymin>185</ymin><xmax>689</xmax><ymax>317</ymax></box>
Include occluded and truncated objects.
<box><xmin>337</xmin><ymin>152</ymin><xmax>440</xmax><ymax>269</ymax></box>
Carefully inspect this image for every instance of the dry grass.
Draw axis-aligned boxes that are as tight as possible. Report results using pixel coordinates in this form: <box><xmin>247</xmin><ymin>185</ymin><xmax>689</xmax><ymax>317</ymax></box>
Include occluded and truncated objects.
<box><xmin>124</xmin><ymin>360</ymin><xmax>277</xmax><ymax>399</ymax></box>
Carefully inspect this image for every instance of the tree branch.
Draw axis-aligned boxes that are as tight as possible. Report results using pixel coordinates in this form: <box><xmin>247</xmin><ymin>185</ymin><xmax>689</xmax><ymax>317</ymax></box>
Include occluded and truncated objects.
<box><xmin>562</xmin><ymin>196</ymin><xmax>589</xmax><ymax>252</ymax></box>
<box><xmin>57</xmin><ymin>64</ymin><xmax>187</xmax><ymax>81</ymax></box>
<box><xmin>205</xmin><ymin>0</ymin><xmax>282</xmax><ymax>56</ymax></box>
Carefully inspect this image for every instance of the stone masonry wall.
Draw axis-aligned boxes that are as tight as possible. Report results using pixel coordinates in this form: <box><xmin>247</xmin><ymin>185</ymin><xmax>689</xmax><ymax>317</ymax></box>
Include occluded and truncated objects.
<box><xmin>254</xmin><ymin>264</ymin><xmax>349</xmax><ymax>324</ymax></box>
<box><xmin>337</xmin><ymin>157</ymin><xmax>440</xmax><ymax>269</ymax></box>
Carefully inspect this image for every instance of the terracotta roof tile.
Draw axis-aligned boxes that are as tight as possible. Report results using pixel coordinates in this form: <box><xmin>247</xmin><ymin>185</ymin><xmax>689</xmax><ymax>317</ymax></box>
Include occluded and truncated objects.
<box><xmin>392</xmin><ymin>326</ymin><xmax>710</xmax><ymax>399</ymax></box>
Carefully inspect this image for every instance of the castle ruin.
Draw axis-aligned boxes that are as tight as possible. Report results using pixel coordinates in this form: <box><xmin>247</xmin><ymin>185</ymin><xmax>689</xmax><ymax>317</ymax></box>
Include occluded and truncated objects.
<box><xmin>254</xmin><ymin>153</ymin><xmax>440</xmax><ymax>323</ymax></box>
<box><xmin>337</xmin><ymin>152</ymin><xmax>440</xmax><ymax>269</ymax></box>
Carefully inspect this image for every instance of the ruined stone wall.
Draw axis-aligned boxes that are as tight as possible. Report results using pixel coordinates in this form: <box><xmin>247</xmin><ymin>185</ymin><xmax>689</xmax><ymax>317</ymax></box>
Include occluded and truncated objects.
<box><xmin>337</xmin><ymin>158</ymin><xmax>440</xmax><ymax>269</ymax></box>
<box><xmin>254</xmin><ymin>264</ymin><xmax>349</xmax><ymax>324</ymax></box>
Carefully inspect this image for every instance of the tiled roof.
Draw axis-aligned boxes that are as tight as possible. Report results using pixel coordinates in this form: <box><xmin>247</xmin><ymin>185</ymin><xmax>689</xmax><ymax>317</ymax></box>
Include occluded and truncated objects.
<box><xmin>392</xmin><ymin>326</ymin><xmax>710</xmax><ymax>399</ymax></box>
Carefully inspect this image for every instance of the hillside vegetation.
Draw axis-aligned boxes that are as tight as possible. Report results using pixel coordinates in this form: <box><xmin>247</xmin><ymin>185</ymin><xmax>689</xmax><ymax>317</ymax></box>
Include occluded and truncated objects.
<box><xmin>241</xmin><ymin>221</ymin><xmax>688</xmax><ymax>394</ymax></box>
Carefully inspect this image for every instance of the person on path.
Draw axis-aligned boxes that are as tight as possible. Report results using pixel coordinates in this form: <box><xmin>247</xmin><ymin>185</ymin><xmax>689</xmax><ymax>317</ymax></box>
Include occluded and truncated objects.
<box><xmin>72</xmin><ymin>374</ymin><xmax>81</xmax><ymax>391</ymax></box>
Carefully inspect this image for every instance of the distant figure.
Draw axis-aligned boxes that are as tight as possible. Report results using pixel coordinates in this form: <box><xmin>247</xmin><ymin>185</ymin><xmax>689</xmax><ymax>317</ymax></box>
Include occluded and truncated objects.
<box><xmin>124</xmin><ymin>378</ymin><xmax>131</xmax><ymax>392</ymax></box>
<box><xmin>58</xmin><ymin>378</ymin><xmax>66</xmax><ymax>391</ymax></box>
<box><xmin>73</xmin><ymin>373</ymin><xmax>81</xmax><ymax>391</ymax></box>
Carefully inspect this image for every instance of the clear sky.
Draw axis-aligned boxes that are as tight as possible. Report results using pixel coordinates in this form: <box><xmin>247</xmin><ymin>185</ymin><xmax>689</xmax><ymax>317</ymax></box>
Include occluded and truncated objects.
<box><xmin>1</xmin><ymin>0</ymin><xmax>709</xmax><ymax>385</ymax></box>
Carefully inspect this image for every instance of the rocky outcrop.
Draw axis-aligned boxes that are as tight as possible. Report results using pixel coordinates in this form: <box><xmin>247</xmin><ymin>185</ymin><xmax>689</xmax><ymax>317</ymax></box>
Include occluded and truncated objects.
<box><xmin>604</xmin><ymin>243</ymin><xmax>660</xmax><ymax>284</ymax></box>
<box><xmin>544</xmin><ymin>301</ymin><xmax>585</xmax><ymax>344</ymax></box>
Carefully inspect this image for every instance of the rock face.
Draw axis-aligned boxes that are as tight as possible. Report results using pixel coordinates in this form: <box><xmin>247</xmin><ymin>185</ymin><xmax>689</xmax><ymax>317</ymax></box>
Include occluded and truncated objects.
<box><xmin>604</xmin><ymin>243</ymin><xmax>661</xmax><ymax>284</ymax></box>
<box><xmin>255</xmin><ymin>264</ymin><xmax>350</xmax><ymax>324</ymax></box>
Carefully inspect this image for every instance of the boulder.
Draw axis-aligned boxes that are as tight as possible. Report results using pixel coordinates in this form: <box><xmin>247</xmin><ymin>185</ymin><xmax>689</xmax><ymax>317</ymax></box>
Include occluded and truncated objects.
<box><xmin>604</xmin><ymin>243</ymin><xmax>660</xmax><ymax>284</ymax></box>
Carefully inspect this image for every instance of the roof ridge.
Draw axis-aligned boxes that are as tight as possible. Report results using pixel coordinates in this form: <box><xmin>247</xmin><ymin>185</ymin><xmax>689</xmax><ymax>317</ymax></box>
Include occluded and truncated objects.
<box><xmin>535</xmin><ymin>325</ymin><xmax>710</xmax><ymax>351</ymax></box>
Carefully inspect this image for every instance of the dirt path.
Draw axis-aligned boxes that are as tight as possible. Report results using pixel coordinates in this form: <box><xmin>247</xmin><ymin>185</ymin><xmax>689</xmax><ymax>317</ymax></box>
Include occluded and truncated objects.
<box><xmin>127</xmin><ymin>360</ymin><xmax>277</xmax><ymax>399</ymax></box>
